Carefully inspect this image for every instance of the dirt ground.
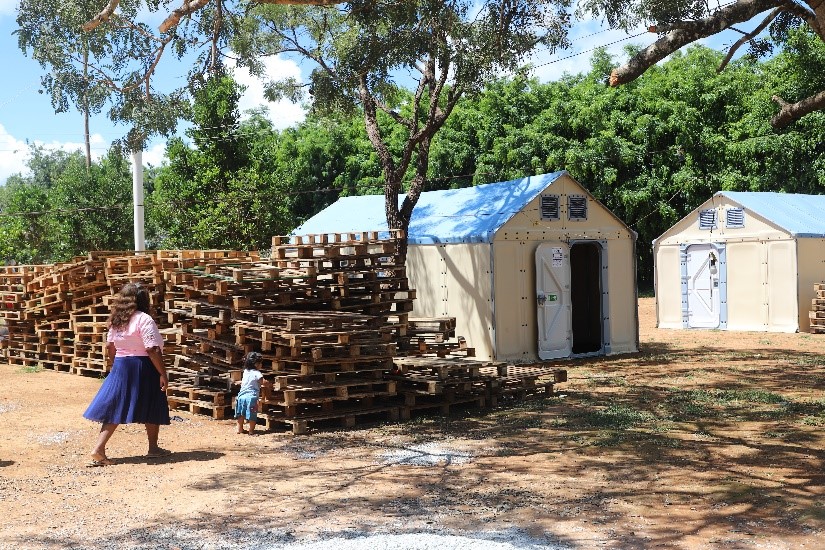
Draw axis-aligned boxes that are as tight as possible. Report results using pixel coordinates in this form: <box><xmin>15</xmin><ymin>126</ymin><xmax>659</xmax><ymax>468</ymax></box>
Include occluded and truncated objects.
<box><xmin>2</xmin><ymin>297</ymin><xmax>825</xmax><ymax>549</ymax></box>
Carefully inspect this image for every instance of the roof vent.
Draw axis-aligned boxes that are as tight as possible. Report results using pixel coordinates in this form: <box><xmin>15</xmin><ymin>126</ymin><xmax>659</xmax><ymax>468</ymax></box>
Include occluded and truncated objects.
<box><xmin>568</xmin><ymin>195</ymin><xmax>587</xmax><ymax>221</ymax></box>
<box><xmin>540</xmin><ymin>195</ymin><xmax>560</xmax><ymax>220</ymax></box>
<box><xmin>699</xmin><ymin>209</ymin><xmax>717</xmax><ymax>230</ymax></box>
<box><xmin>726</xmin><ymin>208</ymin><xmax>745</xmax><ymax>229</ymax></box>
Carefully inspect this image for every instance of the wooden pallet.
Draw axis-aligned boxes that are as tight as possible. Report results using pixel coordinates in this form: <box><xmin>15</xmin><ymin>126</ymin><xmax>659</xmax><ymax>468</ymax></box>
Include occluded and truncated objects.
<box><xmin>166</xmin><ymin>396</ymin><xmax>233</xmax><ymax>420</ymax></box>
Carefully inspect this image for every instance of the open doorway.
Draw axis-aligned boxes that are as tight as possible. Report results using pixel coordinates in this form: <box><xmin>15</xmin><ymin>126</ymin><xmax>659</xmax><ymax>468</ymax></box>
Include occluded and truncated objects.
<box><xmin>570</xmin><ymin>241</ymin><xmax>603</xmax><ymax>354</ymax></box>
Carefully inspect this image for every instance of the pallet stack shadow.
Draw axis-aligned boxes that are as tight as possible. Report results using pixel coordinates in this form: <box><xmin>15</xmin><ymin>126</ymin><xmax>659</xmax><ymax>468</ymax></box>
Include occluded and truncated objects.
<box><xmin>810</xmin><ymin>283</ymin><xmax>825</xmax><ymax>334</ymax></box>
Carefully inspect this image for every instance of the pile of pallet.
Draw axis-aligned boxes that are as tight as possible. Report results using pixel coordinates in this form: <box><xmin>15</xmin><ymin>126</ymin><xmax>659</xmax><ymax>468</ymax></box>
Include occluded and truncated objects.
<box><xmin>810</xmin><ymin>283</ymin><xmax>825</xmax><ymax>334</ymax></box>
<box><xmin>1</xmin><ymin>265</ymin><xmax>50</xmax><ymax>368</ymax></box>
<box><xmin>2</xmin><ymin>232</ymin><xmax>567</xmax><ymax>435</ymax></box>
<box><xmin>162</xmin><ymin>231</ymin><xmax>414</xmax><ymax>431</ymax></box>
<box><xmin>400</xmin><ymin>317</ymin><xmax>474</xmax><ymax>357</ymax></box>
<box><xmin>160</xmin><ymin>250</ymin><xmax>262</xmax><ymax>418</ymax></box>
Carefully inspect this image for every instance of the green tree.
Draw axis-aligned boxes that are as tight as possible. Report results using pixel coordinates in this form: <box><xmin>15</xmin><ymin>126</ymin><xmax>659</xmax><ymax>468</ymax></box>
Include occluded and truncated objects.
<box><xmin>0</xmin><ymin>146</ymin><xmax>133</xmax><ymax>264</ymax></box>
<box><xmin>147</xmin><ymin>74</ymin><xmax>292</xmax><ymax>250</ymax></box>
<box><xmin>234</xmin><ymin>1</ymin><xmax>571</xmax><ymax>253</ymax></box>
<box><xmin>580</xmin><ymin>0</ymin><xmax>825</xmax><ymax>128</ymax></box>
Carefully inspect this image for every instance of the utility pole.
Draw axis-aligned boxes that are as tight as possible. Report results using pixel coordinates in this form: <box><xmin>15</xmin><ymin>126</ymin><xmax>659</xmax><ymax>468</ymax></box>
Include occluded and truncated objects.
<box><xmin>131</xmin><ymin>150</ymin><xmax>145</xmax><ymax>251</ymax></box>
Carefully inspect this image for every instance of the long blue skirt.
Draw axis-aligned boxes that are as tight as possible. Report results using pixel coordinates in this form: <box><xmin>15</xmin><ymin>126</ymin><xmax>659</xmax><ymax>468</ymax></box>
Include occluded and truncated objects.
<box><xmin>83</xmin><ymin>356</ymin><xmax>170</xmax><ymax>425</ymax></box>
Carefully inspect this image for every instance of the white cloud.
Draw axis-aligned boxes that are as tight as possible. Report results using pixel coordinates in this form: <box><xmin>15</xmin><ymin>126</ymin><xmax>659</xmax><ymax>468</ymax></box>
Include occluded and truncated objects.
<box><xmin>0</xmin><ymin>0</ymin><xmax>18</xmax><ymax>18</ymax></box>
<box><xmin>0</xmin><ymin>127</ymin><xmax>109</xmax><ymax>184</ymax></box>
<box><xmin>141</xmin><ymin>140</ymin><xmax>167</xmax><ymax>168</ymax></box>
<box><xmin>0</xmin><ymin>124</ymin><xmax>28</xmax><ymax>183</ymax></box>
<box><xmin>229</xmin><ymin>55</ymin><xmax>306</xmax><ymax>130</ymax></box>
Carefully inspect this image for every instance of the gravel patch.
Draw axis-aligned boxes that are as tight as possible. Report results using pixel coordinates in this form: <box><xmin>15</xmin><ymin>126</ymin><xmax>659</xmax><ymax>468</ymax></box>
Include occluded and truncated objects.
<box><xmin>0</xmin><ymin>401</ymin><xmax>20</xmax><ymax>414</ymax></box>
<box><xmin>32</xmin><ymin>431</ymin><xmax>75</xmax><ymax>446</ymax></box>
<box><xmin>39</xmin><ymin>528</ymin><xmax>572</xmax><ymax>550</ymax></box>
<box><xmin>377</xmin><ymin>442</ymin><xmax>473</xmax><ymax>466</ymax></box>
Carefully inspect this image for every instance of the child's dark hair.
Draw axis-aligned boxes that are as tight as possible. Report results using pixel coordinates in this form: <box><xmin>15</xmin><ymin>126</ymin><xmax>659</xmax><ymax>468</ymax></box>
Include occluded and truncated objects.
<box><xmin>243</xmin><ymin>351</ymin><xmax>263</xmax><ymax>370</ymax></box>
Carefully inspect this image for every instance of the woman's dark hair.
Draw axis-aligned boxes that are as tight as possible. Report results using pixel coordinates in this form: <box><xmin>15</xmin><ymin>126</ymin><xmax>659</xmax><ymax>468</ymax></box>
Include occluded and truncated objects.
<box><xmin>243</xmin><ymin>351</ymin><xmax>263</xmax><ymax>370</ymax></box>
<box><xmin>108</xmin><ymin>283</ymin><xmax>151</xmax><ymax>329</ymax></box>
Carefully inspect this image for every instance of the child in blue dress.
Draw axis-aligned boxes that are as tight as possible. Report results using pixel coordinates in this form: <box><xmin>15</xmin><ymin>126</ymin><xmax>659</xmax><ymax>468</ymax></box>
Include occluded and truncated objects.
<box><xmin>235</xmin><ymin>351</ymin><xmax>270</xmax><ymax>435</ymax></box>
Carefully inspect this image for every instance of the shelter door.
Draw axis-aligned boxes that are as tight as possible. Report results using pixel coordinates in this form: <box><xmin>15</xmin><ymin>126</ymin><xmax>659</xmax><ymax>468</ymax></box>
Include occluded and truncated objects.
<box><xmin>686</xmin><ymin>244</ymin><xmax>721</xmax><ymax>328</ymax></box>
<box><xmin>535</xmin><ymin>243</ymin><xmax>572</xmax><ymax>359</ymax></box>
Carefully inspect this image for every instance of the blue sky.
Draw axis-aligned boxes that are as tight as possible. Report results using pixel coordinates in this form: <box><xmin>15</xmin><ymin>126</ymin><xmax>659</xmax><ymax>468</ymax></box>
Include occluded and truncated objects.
<box><xmin>0</xmin><ymin>1</ymin><xmax>748</xmax><ymax>185</ymax></box>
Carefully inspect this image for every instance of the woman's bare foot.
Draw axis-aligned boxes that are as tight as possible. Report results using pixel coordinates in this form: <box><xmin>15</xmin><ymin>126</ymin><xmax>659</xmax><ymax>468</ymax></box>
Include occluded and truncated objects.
<box><xmin>89</xmin><ymin>452</ymin><xmax>113</xmax><ymax>466</ymax></box>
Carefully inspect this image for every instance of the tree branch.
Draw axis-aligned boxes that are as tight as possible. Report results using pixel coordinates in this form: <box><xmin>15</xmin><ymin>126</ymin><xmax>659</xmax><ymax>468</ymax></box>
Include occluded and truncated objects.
<box><xmin>160</xmin><ymin>0</ymin><xmax>212</xmax><ymax>33</ymax></box>
<box><xmin>717</xmin><ymin>8</ymin><xmax>781</xmax><ymax>72</ymax></box>
<box><xmin>85</xmin><ymin>0</ymin><xmax>343</xmax><ymax>34</ymax></box>
<box><xmin>771</xmin><ymin>90</ymin><xmax>825</xmax><ymax>127</ymax></box>
<box><xmin>83</xmin><ymin>0</ymin><xmax>121</xmax><ymax>32</ymax></box>
<box><xmin>609</xmin><ymin>0</ymin><xmax>779</xmax><ymax>86</ymax></box>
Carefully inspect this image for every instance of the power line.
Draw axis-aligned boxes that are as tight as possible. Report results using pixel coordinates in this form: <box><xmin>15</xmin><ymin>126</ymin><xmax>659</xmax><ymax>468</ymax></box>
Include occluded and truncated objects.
<box><xmin>0</xmin><ymin>205</ymin><xmax>128</xmax><ymax>218</ymax></box>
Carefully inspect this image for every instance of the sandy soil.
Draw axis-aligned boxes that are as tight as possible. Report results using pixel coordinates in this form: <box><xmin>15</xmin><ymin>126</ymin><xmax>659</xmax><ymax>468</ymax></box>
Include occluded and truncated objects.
<box><xmin>2</xmin><ymin>297</ymin><xmax>825</xmax><ymax>549</ymax></box>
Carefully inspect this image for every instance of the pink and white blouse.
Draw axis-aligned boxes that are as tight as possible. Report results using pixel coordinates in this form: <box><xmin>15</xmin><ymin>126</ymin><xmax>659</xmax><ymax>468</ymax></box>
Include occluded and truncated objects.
<box><xmin>107</xmin><ymin>311</ymin><xmax>164</xmax><ymax>357</ymax></box>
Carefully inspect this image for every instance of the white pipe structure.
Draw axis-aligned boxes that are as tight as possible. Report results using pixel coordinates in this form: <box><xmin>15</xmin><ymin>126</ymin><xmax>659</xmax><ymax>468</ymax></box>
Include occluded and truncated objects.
<box><xmin>131</xmin><ymin>150</ymin><xmax>145</xmax><ymax>251</ymax></box>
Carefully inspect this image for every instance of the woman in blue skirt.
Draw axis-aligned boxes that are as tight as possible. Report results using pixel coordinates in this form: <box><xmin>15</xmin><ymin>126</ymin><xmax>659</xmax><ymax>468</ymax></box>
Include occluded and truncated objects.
<box><xmin>83</xmin><ymin>283</ymin><xmax>170</xmax><ymax>465</ymax></box>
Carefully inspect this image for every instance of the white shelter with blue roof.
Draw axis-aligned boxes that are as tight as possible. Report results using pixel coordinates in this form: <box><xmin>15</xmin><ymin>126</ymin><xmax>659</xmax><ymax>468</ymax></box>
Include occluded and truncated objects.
<box><xmin>295</xmin><ymin>171</ymin><xmax>639</xmax><ymax>361</ymax></box>
<box><xmin>654</xmin><ymin>191</ymin><xmax>825</xmax><ymax>332</ymax></box>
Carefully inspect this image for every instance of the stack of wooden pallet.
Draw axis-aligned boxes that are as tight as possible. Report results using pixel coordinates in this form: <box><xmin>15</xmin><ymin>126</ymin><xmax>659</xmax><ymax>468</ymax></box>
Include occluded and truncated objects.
<box><xmin>160</xmin><ymin>232</ymin><xmax>413</xmax><ymax>431</ymax></box>
<box><xmin>387</xmin><ymin>356</ymin><xmax>492</xmax><ymax>418</ymax></box>
<box><xmin>810</xmin><ymin>283</ymin><xmax>825</xmax><ymax>334</ymax></box>
<box><xmin>1</xmin><ymin>265</ymin><xmax>49</xmax><ymax>368</ymax></box>
<box><xmin>162</xmin><ymin>252</ymin><xmax>262</xmax><ymax>418</ymax></box>
<box><xmin>400</xmin><ymin>317</ymin><xmax>474</xmax><ymax>357</ymax></box>
<box><xmin>237</xmin><ymin>231</ymin><xmax>411</xmax><ymax>433</ymax></box>
<box><xmin>25</xmin><ymin>258</ymin><xmax>110</xmax><ymax>373</ymax></box>
<box><xmin>242</xmin><ymin>310</ymin><xmax>400</xmax><ymax>433</ymax></box>
<box><xmin>477</xmin><ymin>362</ymin><xmax>568</xmax><ymax>405</ymax></box>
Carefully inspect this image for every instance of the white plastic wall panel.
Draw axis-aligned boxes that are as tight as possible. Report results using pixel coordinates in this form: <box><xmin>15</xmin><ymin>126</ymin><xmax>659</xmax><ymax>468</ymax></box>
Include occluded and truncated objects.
<box><xmin>655</xmin><ymin>244</ymin><xmax>685</xmax><ymax>329</ymax></box>
<box><xmin>726</xmin><ymin>242</ymin><xmax>769</xmax><ymax>331</ymax></box>
<box><xmin>796</xmin><ymin>238</ymin><xmax>825</xmax><ymax>332</ymax></box>
<box><xmin>766</xmin><ymin>240</ymin><xmax>798</xmax><ymax>332</ymax></box>
<box><xmin>443</xmin><ymin>243</ymin><xmax>495</xmax><ymax>360</ymax></box>
<box><xmin>498</xmin><ymin>174</ymin><xmax>634</xmax><ymax>242</ymax></box>
<box><xmin>605</xmin><ymin>237</ymin><xmax>639</xmax><ymax>353</ymax></box>
<box><xmin>406</xmin><ymin>245</ymin><xmax>449</xmax><ymax>317</ymax></box>
<box><xmin>492</xmin><ymin>239</ymin><xmax>535</xmax><ymax>361</ymax></box>
<box><xmin>656</xmin><ymin>196</ymin><xmax>789</xmax><ymax>246</ymax></box>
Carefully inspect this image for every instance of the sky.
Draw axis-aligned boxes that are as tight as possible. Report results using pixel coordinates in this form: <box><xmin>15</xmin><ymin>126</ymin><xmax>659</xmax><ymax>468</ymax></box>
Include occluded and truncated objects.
<box><xmin>0</xmin><ymin>1</ymin><xmax>747</xmax><ymax>185</ymax></box>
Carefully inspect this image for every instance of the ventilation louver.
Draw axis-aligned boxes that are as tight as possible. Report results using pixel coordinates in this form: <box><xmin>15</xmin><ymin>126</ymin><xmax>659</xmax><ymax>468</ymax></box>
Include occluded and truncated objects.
<box><xmin>699</xmin><ymin>209</ymin><xmax>717</xmax><ymax>230</ymax></box>
<box><xmin>726</xmin><ymin>208</ymin><xmax>745</xmax><ymax>228</ymax></box>
<box><xmin>568</xmin><ymin>195</ymin><xmax>587</xmax><ymax>221</ymax></box>
<box><xmin>540</xmin><ymin>195</ymin><xmax>560</xmax><ymax>220</ymax></box>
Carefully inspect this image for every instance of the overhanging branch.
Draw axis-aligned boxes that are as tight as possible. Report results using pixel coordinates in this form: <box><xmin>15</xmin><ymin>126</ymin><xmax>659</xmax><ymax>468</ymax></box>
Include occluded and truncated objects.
<box><xmin>772</xmin><ymin>90</ymin><xmax>825</xmax><ymax>127</ymax></box>
<box><xmin>83</xmin><ymin>0</ymin><xmax>121</xmax><ymax>31</ymax></box>
<box><xmin>717</xmin><ymin>8</ymin><xmax>780</xmax><ymax>72</ymax></box>
<box><xmin>609</xmin><ymin>0</ymin><xmax>779</xmax><ymax>86</ymax></box>
<box><xmin>85</xmin><ymin>0</ymin><xmax>344</xmax><ymax>34</ymax></box>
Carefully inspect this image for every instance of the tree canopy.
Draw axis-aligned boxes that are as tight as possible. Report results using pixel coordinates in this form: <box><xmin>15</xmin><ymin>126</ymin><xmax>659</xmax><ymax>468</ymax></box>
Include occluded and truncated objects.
<box><xmin>578</xmin><ymin>0</ymin><xmax>825</xmax><ymax>127</ymax></box>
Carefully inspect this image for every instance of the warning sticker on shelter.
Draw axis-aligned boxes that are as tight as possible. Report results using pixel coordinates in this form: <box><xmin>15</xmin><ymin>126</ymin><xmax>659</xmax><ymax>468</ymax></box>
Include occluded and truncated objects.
<box><xmin>551</xmin><ymin>247</ymin><xmax>564</xmax><ymax>267</ymax></box>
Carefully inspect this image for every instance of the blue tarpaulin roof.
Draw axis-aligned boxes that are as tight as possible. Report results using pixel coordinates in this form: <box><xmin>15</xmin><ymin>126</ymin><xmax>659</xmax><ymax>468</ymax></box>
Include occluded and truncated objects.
<box><xmin>294</xmin><ymin>171</ymin><xmax>567</xmax><ymax>244</ymax></box>
<box><xmin>718</xmin><ymin>191</ymin><xmax>825</xmax><ymax>237</ymax></box>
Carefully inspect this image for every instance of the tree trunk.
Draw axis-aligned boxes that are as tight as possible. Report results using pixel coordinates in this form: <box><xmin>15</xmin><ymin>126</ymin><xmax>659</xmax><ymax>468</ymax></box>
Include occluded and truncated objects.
<box><xmin>83</xmin><ymin>46</ymin><xmax>91</xmax><ymax>173</ymax></box>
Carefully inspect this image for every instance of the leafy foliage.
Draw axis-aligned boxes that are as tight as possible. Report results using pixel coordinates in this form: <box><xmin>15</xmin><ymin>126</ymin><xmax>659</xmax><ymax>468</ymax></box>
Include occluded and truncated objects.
<box><xmin>0</xmin><ymin>146</ymin><xmax>133</xmax><ymax>264</ymax></box>
<box><xmin>146</xmin><ymin>74</ymin><xmax>293</xmax><ymax>250</ymax></box>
